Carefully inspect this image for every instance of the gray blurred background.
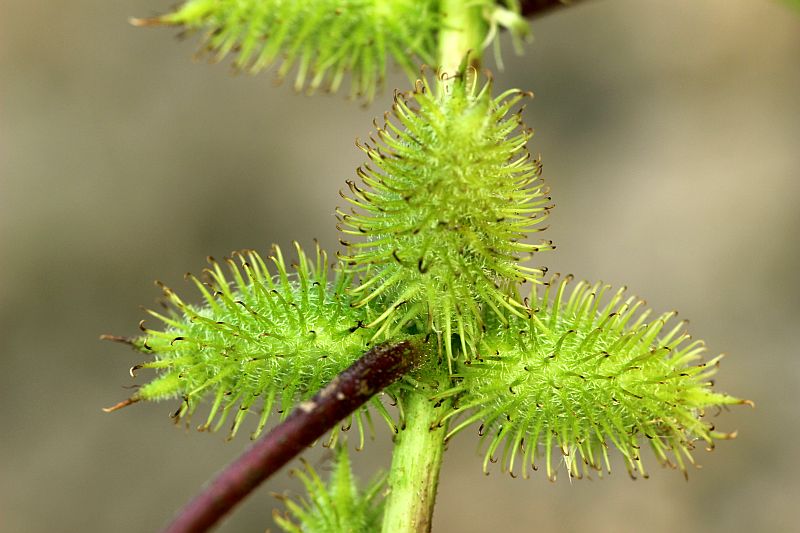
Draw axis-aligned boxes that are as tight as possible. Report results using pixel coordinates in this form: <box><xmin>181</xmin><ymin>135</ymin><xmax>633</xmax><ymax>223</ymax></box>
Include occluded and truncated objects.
<box><xmin>1</xmin><ymin>0</ymin><xmax>798</xmax><ymax>531</ymax></box>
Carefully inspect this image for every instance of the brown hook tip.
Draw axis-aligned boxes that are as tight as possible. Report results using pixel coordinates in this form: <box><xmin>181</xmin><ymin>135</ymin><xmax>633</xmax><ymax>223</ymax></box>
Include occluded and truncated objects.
<box><xmin>100</xmin><ymin>334</ymin><xmax>135</xmax><ymax>346</ymax></box>
<box><xmin>129</xmin><ymin>16</ymin><xmax>174</xmax><ymax>28</ymax></box>
<box><xmin>102</xmin><ymin>397</ymin><xmax>140</xmax><ymax>413</ymax></box>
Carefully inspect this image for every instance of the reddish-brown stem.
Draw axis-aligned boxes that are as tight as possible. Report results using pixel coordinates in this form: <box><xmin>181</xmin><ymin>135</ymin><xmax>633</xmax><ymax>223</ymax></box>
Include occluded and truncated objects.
<box><xmin>521</xmin><ymin>0</ymin><xmax>591</xmax><ymax>18</ymax></box>
<box><xmin>162</xmin><ymin>341</ymin><xmax>420</xmax><ymax>533</ymax></box>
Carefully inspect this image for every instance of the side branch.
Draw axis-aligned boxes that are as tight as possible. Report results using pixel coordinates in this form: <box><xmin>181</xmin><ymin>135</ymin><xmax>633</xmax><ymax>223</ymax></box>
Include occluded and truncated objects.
<box><xmin>521</xmin><ymin>0</ymin><xmax>591</xmax><ymax>18</ymax></box>
<box><xmin>162</xmin><ymin>341</ymin><xmax>420</xmax><ymax>533</ymax></box>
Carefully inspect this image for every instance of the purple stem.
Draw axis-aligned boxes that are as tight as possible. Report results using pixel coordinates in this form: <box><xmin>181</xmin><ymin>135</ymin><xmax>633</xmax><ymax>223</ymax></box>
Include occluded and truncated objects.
<box><xmin>521</xmin><ymin>0</ymin><xmax>591</xmax><ymax>18</ymax></box>
<box><xmin>162</xmin><ymin>341</ymin><xmax>420</xmax><ymax>533</ymax></box>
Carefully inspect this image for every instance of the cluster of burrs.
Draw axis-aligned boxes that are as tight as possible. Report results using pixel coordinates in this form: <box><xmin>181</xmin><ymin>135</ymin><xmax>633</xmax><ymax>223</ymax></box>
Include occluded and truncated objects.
<box><xmin>110</xmin><ymin>67</ymin><xmax>745</xmax><ymax>481</ymax></box>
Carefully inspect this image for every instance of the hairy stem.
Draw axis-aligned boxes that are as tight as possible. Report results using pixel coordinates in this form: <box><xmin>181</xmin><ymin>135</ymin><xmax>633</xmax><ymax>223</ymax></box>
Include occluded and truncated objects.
<box><xmin>521</xmin><ymin>0</ymin><xmax>591</xmax><ymax>18</ymax></box>
<box><xmin>380</xmin><ymin>378</ymin><xmax>451</xmax><ymax>533</ymax></box>
<box><xmin>438</xmin><ymin>0</ymin><xmax>488</xmax><ymax>73</ymax></box>
<box><xmin>162</xmin><ymin>341</ymin><xmax>419</xmax><ymax>533</ymax></box>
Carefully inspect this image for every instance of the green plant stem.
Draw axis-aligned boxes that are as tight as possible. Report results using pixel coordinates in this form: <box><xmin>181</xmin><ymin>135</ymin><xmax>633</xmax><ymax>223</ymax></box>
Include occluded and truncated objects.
<box><xmin>380</xmin><ymin>383</ymin><xmax>451</xmax><ymax>533</ymax></box>
<box><xmin>378</xmin><ymin>4</ymin><xmax>488</xmax><ymax>532</ymax></box>
<box><xmin>438</xmin><ymin>0</ymin><xmax>488</xmax><ymax>73</ymax></box>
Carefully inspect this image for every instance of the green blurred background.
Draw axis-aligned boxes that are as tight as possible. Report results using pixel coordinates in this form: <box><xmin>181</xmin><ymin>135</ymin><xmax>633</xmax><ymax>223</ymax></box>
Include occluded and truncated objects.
<box><xmin>2</xmin><ymin>0</ymin><xmax>798</xmax><ymax>531</ymax></box>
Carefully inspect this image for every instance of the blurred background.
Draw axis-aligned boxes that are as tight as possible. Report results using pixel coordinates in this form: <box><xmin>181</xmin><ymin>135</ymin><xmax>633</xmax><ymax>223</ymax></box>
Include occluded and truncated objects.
<box><xmin>1</xmin><ymin>0</ymin><xmax>798</xmax><ymax>531</ymax></box>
